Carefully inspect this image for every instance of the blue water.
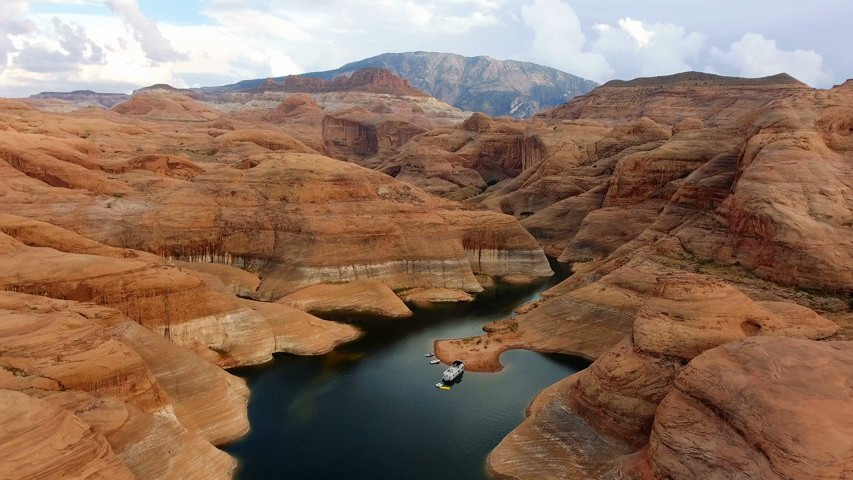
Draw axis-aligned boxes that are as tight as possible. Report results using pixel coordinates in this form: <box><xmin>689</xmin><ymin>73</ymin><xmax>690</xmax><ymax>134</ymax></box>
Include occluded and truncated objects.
<box><xmin>226</xmin><ymin>267</ymin><xmax>587</xmax><ymax>480</ymax></box>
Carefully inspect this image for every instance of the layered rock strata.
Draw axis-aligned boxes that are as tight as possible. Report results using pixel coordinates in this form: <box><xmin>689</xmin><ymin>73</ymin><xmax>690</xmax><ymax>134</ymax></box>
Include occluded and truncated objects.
<box><xmin>486</xmin><ymin>274</ymin><xmax>842</xmax><ymax>480</ymax></box>
<box><xmin>0</xmin><ymin>291</ymin><xmax>246</xmax><ymax>479</ymax></box>
<box><xmin>278</xmin><ymin>279</ymin><xmax>413</xmax><ymax>319</ymax></box>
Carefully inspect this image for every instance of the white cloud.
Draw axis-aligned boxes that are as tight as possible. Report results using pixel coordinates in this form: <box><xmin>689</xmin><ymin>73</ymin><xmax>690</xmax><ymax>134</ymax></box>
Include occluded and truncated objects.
<box><xmin>710</xmin><ymin>33</ymin><xmax>831</xmax><ymax>87</ymax></box>
<box><xmin>617</xmin><ymin>17</ymin><xmax>654</xmax><ymax>47</ymax></box>
<box><xmin>519</xmin><ymin>2</ymin><xmax>704</xmax><ymax>83</ymax></box>
<box><xmin>16</xmin><ymin>18</ymin><xmax>105</xmax><ymax>73</ymax></box>
<box><xmin>355</xmin><ymin>0</ymin><xmax>500</xmax><ymax>34</ymax></box>
<box><xmin>0</xmin><ymin>1</ymin><xmax>33</xmax><ymax>73</ymax></box>
<box><xmin>0</xmin><ymin>11</ymin><xmax>176</xmax><ymax>96</ymax></box>
<box><xmin>0</xmin><ymin>0</ymin><xmax>842</xmax><ymax>96</ymax></box>
<box><xmin>520</xmin><ymin>0</ymin><xmax>613</xmax><ymax>82</ymax></box>
<box><xmin>592</xmin><ymin>18</ymin><xmax>705</xmax><ymax>79</ymax></box>
<box><xmin>105</xmin><ymin>0</ymin><xmax>186</xmax><ymax>62</ymax></box>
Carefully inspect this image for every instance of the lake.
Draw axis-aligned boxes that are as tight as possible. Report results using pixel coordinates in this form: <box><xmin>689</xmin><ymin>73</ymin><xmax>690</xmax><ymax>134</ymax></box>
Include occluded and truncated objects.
<box><xmin>226</xmin><ymin>263</ymin><xmax>587</xmax><ymax>480</ymax></box>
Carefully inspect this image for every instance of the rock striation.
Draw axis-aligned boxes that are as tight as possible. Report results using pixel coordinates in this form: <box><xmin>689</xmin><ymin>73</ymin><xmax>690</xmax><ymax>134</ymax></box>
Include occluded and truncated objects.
<box><xmin>438</xmin><ymin>71</ymin><xmax>850</xmax><ymax>371</ymax></box>
<box><xmin>278</xmin><ymin>279</ymin><xmax>413</xmax><ymax>319</ymax></box>
<box><xmin>0</xmin><ymin>215</ymin><xmax>359</xmax><ymax>368</ymax></box>
<box><xmin>428</xmin><ymin>72</ymin><xmax>853</xmax><ymax>480</ymax></box>
<box><xmin>0</xmin><ymin>81</ymin><xmax>556</xmax><ymax>478</ymax></box>
<box><xmin>0</xmin><ymin>291</ymin><xmax>245</xmax><ymax>479</ymax></box>
<box><xmin>637</xmin><ymin>337</ymin><xmax>853</xmax><ymax>480</ymax></box>
<box><xmin>485</xmin><ymin>274</ymin><xmax>843</xmax><ymax>480</ymax></box>
<box><xmin>3</xmin><ymin>67</ymin><xmax>852</xmax><ymax>480</ymax></box>
<box><xmin>0</xmin><ymin>389</ymin><xmax>137</xmax><ymax>480</ymax></box>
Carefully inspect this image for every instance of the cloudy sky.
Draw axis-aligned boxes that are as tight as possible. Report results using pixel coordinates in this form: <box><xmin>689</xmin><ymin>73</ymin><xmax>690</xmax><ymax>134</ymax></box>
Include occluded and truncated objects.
<box><xmin>0</xmin><ymin>0</ymin><xmax>849</xmax><ymax>97</ymax></box>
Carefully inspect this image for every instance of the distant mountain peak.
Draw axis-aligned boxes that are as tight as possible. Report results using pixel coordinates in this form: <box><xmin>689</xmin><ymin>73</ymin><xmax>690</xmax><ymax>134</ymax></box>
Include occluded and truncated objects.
<box><xmin>211</xmin><ymin>52</ymin><xmax>598</xmax><ymax>118</ymax></box>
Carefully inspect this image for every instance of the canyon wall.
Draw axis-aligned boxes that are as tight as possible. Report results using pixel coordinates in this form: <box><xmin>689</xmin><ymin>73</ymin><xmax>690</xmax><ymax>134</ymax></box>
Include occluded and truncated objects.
<box><xmin>434</xmin><ymin>73</ymin><xmax>851</xmax><ymax>479</ymax></box>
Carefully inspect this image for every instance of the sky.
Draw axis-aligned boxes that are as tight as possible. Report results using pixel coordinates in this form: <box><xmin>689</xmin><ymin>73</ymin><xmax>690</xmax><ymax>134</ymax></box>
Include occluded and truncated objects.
<box><xmin>0</xmin><ymin>0</ymin><xmax>850</xmax><ymax>97</ymax></box>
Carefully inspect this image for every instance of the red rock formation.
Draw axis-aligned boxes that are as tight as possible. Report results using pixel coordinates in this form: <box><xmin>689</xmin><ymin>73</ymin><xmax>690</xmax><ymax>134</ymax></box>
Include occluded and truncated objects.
<box><xmin>639</xmin><ymin>337</ymin><xmax>853</xmax><ymax>480</ymax></box>
<box><xmin>437</xmin><ymin>73</ymin><xmax>851</xmax><ymax>392</ymax></box>
<box><xmin>0</xmin><ymin>72</ymin><xmax>552</xmax><ymax>479</ymax></box>
<box><xmin>112</xmin><ymin>91</ymin><xmax>219</xmax><ymax>121</ymax></box>
<box><xmin>0</xmin><ymin>390</ymin><xmax>136</xmax><ymax>480</ymax></box>
<box><xmin>278</xmin><ymin>279</ymin><xmax>413</xmax><ymax>318</ymax></box>
<box><xmin>4</xmin><ymin>69</ymin><xmax>851</xmax><ymax>480</ymax></box>
<box><xmin>105</xmin><ymin>154</ymin><xmax>206</xmax><ymax>180</ymax></box>
<box><xmin>0</xmin><ymin>292</ymin><xmax>245</xmax><ymax>479</ymax></box>
<box><xmin>271</xmin><ymin>68</ymin><xmax>427</xmax><ymax>97</ymax></box>
<box><xmin>378</xmin><ymin>113</ymin><xmax>550</xmax><ymax>200</ymax></box>
<box><xmin>0</xmin><ymin>214</ymin><xmax>363</xmax><ymax>369</ymax></box>
<box><xmin>0</xmin><ymin>100</ymin><xmax>552</xmax><ymax>303</ymax></box>
<box><xmin>322</xmin><ymin>114</ymin><xmax>380</xmax><ymax>155</ymax></box>
<box><xmin>486</xmin><ymin>274</ymin><xmax>842</xmax><ymax>480</ymax></box>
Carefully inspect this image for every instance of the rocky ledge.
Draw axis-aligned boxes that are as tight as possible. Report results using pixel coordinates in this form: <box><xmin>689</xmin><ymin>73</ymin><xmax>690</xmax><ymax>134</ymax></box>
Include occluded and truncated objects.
<box><xmin>486</xmin><ymin>274</ymin><xmax>847</xmax><ymax>480</ymax></box>
<box><xmin>0</xmin><ymin>84</ymin><xmax>554</xmax><ymax>479</ymax></box>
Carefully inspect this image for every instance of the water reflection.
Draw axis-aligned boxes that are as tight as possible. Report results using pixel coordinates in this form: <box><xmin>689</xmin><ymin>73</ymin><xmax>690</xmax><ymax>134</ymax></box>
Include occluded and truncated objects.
<box><xmin>226</xmin><ymin>261</ymin><xmax>588</xmax><ymax>480</ymax></box>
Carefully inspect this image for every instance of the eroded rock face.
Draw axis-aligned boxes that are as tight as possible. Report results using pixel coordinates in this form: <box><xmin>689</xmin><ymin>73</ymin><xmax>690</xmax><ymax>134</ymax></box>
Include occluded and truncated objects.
<box><xmin>0</xmin><ymin>224</ymin><xmax>270</xmax><ymax>368</ymax></box>
<box><xmin>464</xmin><ymin>71</ymin><xmax>852</xmax><ymax>295</ymax></box>
<box><xmin>36</xmin><ymin>390</ymin><xmax>235</xmax><ymax>480</ymax></box>
<box><xmin>632</xmin><ymin>275</ymin><xmax>838</xmax><ymax>360</ymax></box>
<box><xmin>278</xmin><ymin>280</ymin><xmax>413</xmax><ymax>319</ymax></box>
<box><xmin>644</xmin><ymin>337</ymin><xmax>853</xmax><ymax>480</ymax></box>
<box><xmin>4</xmin><ymin>68</ymin><xmax>851</xmax><ymax>480</ymax></box>
<box><xmin>485</xmin><ymin>274</ymin><xmax>841</xmax><ymax>480</ymax></box>
<box><xmin>454</xmin><ymin>74</ymin><xmax>851</xmax><ymax>478</ymax></box>
<box><xmin>0</xmin><ymin>101</ymin><xmax>552</xmax><ymax>302</ymax></box>
<box><xmin>0</xmin><ymin>292</ymin><xmax>245</xmax><ymax>479</ymax></box>
<box><xmin>0</xmin><ymin>84</ymin><xmax>556</xmax><ymax>478</ymax></box>
<box><xmin>439</xmin><ymin>78</ymin><xmax>851</xmax><ymax>467</ymax></box>
<box><xmin>378</xmin><ymin>113</ymin><xmax>549</xmax><ymax>200</ymax></box>
<box><xmin>0</xmin><ymin>389</ymin><xmax>136</xmax><ymax>480</ymax></box>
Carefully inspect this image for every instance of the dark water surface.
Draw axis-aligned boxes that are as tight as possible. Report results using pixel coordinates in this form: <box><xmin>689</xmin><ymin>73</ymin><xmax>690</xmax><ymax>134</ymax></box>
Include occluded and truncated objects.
<box><xmin>226</xmin><ymin>265</ymin><xmax>587</xmax><ymax>480</ymax></box>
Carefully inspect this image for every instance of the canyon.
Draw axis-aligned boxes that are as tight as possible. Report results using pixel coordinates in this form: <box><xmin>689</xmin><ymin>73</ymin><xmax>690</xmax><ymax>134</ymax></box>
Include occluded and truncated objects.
<box><xmin>1</xmin><ymin>66</ymin><xmax>851</xmax><ymax>480</ymax></box>
<box><xmin>435</xmin><ymin>72</ymin><xmax>853</xmax><ymax>479</ymax></box>
<box><xmin>0</xmin><ymin>69</ymin><xmax>553</xmax><ymax>479</ymax></box>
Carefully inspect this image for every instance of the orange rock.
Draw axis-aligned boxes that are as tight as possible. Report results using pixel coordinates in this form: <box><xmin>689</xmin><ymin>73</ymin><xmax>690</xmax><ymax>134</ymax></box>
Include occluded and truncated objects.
<box><xmin>646</xmin><ymin>337</ymin><xmax>853</xmax><ymax>480</ymax></box>
<box><xmin>279</xmin><ymin>279</ymin><xmax>413</xmax><ymax>318</ymax></box>
<box><xmin>112</xmin><ymin>91</ymin><xmax>219</xmax><ymax>121</ymax></box>
<box><xmin>37</xmin><ymin>390</ymin><xmax>236</xmax><ymax>480</ymax></box>
<box><xmin>0</xmin><ymin>389</ymin><xmax>136</xmax><ymax>480</ymax></box>
<box><xmin>398</xmin><ymin>287</ymin><xmax>474</xmax><ymax>308</ymax></box>
<box><xmin>0</xmin><ymin>291</ymin><xmax>251</xmax><ymax>446</ymax></box>
<box><xmin>486</xmin><ymin>274</ymin><xmax>841</xmax><ymax>480</ymax></box>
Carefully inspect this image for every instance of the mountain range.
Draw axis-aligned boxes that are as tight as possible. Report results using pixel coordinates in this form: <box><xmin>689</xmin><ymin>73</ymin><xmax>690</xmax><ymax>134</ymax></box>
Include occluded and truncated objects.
<box><xmin>210</xmin><ymin>52</ymin><xmax>598</xmax><ymax>118</ymax></box>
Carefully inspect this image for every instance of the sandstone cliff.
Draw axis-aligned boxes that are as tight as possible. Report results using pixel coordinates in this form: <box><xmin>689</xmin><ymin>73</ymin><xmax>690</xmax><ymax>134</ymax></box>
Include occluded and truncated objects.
<box><xmin>432</xmin><ymin>72</ymin><xmax>851</xmax><ymax>480</ymax></box>
<box><xmin>3</xmin><ymin>67</ymin><xmax>851</xmax><ymax>480</ymax></box>
<box><xmin>485</xmin><ymin>275</ymin><xmax>846</xmax><ymax>480</ymax></box>
<box><xmin>0</xmin><ymin>292</ymin><xmax>247</xmax><ymax>479</ymax></box>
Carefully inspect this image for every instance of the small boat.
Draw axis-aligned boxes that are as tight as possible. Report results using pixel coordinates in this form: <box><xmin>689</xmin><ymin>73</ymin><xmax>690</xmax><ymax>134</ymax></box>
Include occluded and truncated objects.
<box><xmin>442</xmin><ymin>360</ymin><xmax>464</xmax><ymax>383</ymax></box>
<box><xmin>429</xmin><ymin>359</ymin><xmax>440</xmax><ymax>364</ymax></box>
<box><xmin>425</xmin><ymin>353</ymin><xmax>434</xmax><ymax>357</ymax></box>
<box><xmin>435</xmin><ymin>383</ymin><xmax>451</xmax><ymax>390</ymax></box>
